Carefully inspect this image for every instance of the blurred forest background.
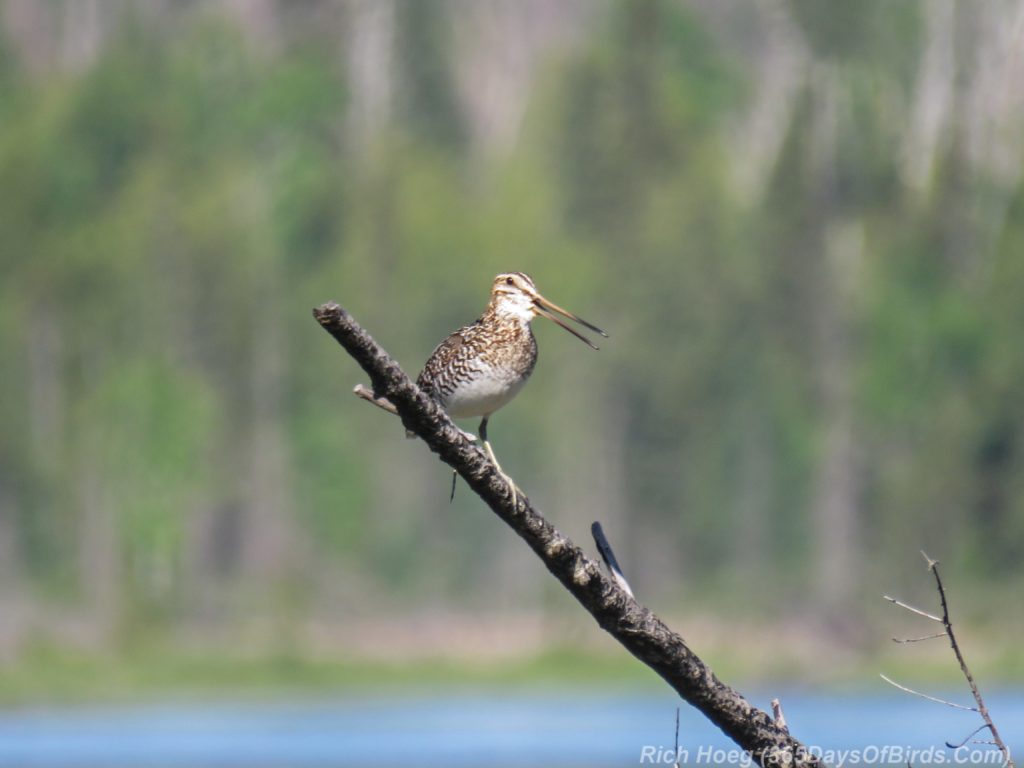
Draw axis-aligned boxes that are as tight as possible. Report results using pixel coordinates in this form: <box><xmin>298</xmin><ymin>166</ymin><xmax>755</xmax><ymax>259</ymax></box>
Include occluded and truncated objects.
<box><xmin>2</xmin><ymin>0</ymin><xmax>1024</xmax><ymax>691</ymax></box>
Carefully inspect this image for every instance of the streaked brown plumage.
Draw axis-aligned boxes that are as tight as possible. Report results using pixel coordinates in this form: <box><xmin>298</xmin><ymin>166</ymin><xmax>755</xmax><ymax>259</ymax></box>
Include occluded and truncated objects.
<box><xmin>415</xmin><ymin>272</ymin><xmax>607</xmax><ymax>502</ymax></box>
<box><xmin>416</xmin><ymin>300</ymin><xmax>537</xmax><ymax>419</ymax></box>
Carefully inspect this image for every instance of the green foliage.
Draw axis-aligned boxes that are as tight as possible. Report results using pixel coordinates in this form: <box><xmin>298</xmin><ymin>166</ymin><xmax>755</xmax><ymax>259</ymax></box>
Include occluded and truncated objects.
<box><xmin>790</xmin><ymin>0</ymin><xmax>921</xmax><ymax>77</ymax></box>
<box><xmin>1</xmin><ymin>0</ymin><xmax>1022</xmax><ymax>674</ymax></box>
<box><xmin>394</xmin><ymin>0</ymin><xmax>466</xmax><ymax>151</ymax></box>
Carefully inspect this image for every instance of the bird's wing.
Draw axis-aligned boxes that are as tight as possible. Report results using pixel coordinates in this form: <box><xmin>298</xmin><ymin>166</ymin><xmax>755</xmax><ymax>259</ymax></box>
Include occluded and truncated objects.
<box><xmin>416</xmin><ymin>326</ymin><xmax>476</xmax><ymax>398</ymax></box>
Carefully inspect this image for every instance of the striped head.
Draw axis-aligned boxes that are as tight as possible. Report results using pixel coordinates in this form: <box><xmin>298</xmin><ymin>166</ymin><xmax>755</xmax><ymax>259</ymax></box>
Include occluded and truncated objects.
<box><xmin>487</xmin><ymin>272</ymin><xmax>608</xmax><ymax>349</ymax></box>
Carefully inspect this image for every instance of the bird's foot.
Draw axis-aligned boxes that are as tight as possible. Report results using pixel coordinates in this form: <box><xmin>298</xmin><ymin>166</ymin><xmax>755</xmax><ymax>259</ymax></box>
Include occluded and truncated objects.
<box><xmin>497</xmin><ymin>468</ymin><xmax>520</xmax><ymax>508</ymax></box>
<box><xmin>480</xmin><ymin>441</ymin><xmax>519</xmax><ymax>507</ymax></box>
<box><xmin>451</xmin><ymin>464</ymin><xmax>519</xmax><ymax>507</ymax></box>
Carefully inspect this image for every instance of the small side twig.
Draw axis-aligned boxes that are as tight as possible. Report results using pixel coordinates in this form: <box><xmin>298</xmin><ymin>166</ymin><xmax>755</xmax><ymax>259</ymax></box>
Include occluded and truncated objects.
<box><xmin>878</xmin><ymin>673</ymin><xmax>976</xmax><ymax>712</ymax></box>
<box><xmin>882</xmin><ymin>594</ymin><xmax>942</xmax><ymax>623</ymax></box>
<box><xmin>674</xmin><ymin>707</ymin><xmax>681</xmax><ymax>768</ymax></box>
<box><xmin>892</xmin><ymin>631</ymin><xmax>946</xmax><ymax>644</ymax></box>
<box><xmin>771</xmin><ymin>698</ymin><xmax>789</xmax><ymax>733</ymax></box>
<box><xmin>353</xmin><ymin>383</ymin><xmax>399</xmax><ymax>415</ymax></box>
<box><xmin>946</xmin><ymin>723</ymin><xmax>997</xmax><ymax>750</ymax></box>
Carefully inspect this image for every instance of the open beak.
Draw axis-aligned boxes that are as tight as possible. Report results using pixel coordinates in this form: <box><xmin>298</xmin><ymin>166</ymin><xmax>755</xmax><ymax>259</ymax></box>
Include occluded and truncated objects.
<box><xmin>533</xmin><ymin>294</ymin><xmax>609</xmax><ymax>350</ymax></box>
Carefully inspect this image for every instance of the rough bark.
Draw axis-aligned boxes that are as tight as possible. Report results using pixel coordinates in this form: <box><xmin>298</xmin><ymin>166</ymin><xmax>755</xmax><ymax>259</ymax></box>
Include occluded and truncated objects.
<box><xmin>314</xmin><ymin>301</ymin><xmax>824</xmax><ymax>768</ymax></box>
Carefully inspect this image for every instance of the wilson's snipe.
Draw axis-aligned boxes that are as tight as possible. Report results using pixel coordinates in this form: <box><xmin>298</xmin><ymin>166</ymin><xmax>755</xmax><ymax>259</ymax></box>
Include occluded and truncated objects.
<box><xmin>416</xmin><ymin>272</ymin><xmax>607</xmax><ymax>502</ymax></box>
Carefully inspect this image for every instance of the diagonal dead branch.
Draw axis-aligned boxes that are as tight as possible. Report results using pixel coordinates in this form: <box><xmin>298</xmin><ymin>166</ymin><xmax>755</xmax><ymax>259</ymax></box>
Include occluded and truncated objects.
<box><xmin>314</xmin><ymin>302</ymin><xmax>823</xmax><ymax>768</ymax></box>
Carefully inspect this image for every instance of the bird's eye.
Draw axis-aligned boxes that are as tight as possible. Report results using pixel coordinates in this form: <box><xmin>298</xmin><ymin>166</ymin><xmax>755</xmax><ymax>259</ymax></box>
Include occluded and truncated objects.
<box><xmin>505</xmin><ymin>277</ymin><xmax>514</xmax><ymax>285</ymax></box>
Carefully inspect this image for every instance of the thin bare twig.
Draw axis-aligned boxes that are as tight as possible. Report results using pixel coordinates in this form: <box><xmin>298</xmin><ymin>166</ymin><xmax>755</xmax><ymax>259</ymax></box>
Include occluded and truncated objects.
<box><xmin>883</xmin><ymin>552</ymin><xmax>1014</xmax><ymax>768</ymax></box>
<box><xmin>946</xmin><ymin>723</ymin><xmax>996</xmax><ymax>750</ymax></box>
<box><xmin>892</xmin><ymin>631</ymin><xmax>946</xmax><ymax>644</ymax></box>
<box><xmin>878</xmin><ymin>674</ymin><xmax>976</xmax><ymax>712</ymax></box>
<box><xmin>674</xmin><ymin>707</ymin><xmax>681</xmax><ymax>768</ymax></box>
<box><xmin>883</xmin><ymin>595</ymin><xmax>943</xmax><ymax>623</ymax></box>
<box><xmin>921</xmin><ymin>551</ymin><xmax>1014</xmax><ymax>767</ymax></box>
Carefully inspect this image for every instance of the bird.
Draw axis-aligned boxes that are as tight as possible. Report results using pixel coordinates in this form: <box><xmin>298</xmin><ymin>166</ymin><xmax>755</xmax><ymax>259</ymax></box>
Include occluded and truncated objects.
<box><xmin>414</xmin><ymin>271</ymin><xmax>608</xmax><ymax>503</ymax></box>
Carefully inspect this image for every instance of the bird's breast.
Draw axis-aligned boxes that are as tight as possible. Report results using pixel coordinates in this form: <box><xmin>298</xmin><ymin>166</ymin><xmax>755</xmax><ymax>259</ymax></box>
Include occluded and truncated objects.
<box><xmin>442</xmin><ymin>365</ymin><xmax>532</xmax><ymax>418</ymax></box>
<box><xmin>431</xmin><ymin>327</ymin><xmax>537</xmax><ymax>419</ymax></box>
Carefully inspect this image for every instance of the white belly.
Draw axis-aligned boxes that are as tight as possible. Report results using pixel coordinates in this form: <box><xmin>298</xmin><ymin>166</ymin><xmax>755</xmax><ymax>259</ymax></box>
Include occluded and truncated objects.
<box><xmin>442</xmin><ymin>370</ymin><xmax>530</xmax><ymax>419</ymax></box>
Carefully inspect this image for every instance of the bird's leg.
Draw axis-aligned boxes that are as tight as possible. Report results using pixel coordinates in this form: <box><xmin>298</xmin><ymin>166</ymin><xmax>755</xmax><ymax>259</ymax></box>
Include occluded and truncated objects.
<box><xmin>479</xmin><ymin>416</ymin><xmax>518</xmax><ymax>507</ymax></box>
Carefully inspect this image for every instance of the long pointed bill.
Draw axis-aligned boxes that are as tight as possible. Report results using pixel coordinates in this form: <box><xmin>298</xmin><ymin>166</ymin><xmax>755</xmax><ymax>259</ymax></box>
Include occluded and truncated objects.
<box><xmin>533</xmin><ymin>295</ymin><xmax>608</xmax><ymax>350</ymax></box>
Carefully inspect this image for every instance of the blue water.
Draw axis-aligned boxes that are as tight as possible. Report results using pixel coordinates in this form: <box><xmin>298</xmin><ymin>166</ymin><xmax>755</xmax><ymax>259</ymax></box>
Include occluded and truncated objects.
<box><xmin>0</xmin><ymin>689</ymin><xmax>1019</xmax><ymax>766</ymax></box>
